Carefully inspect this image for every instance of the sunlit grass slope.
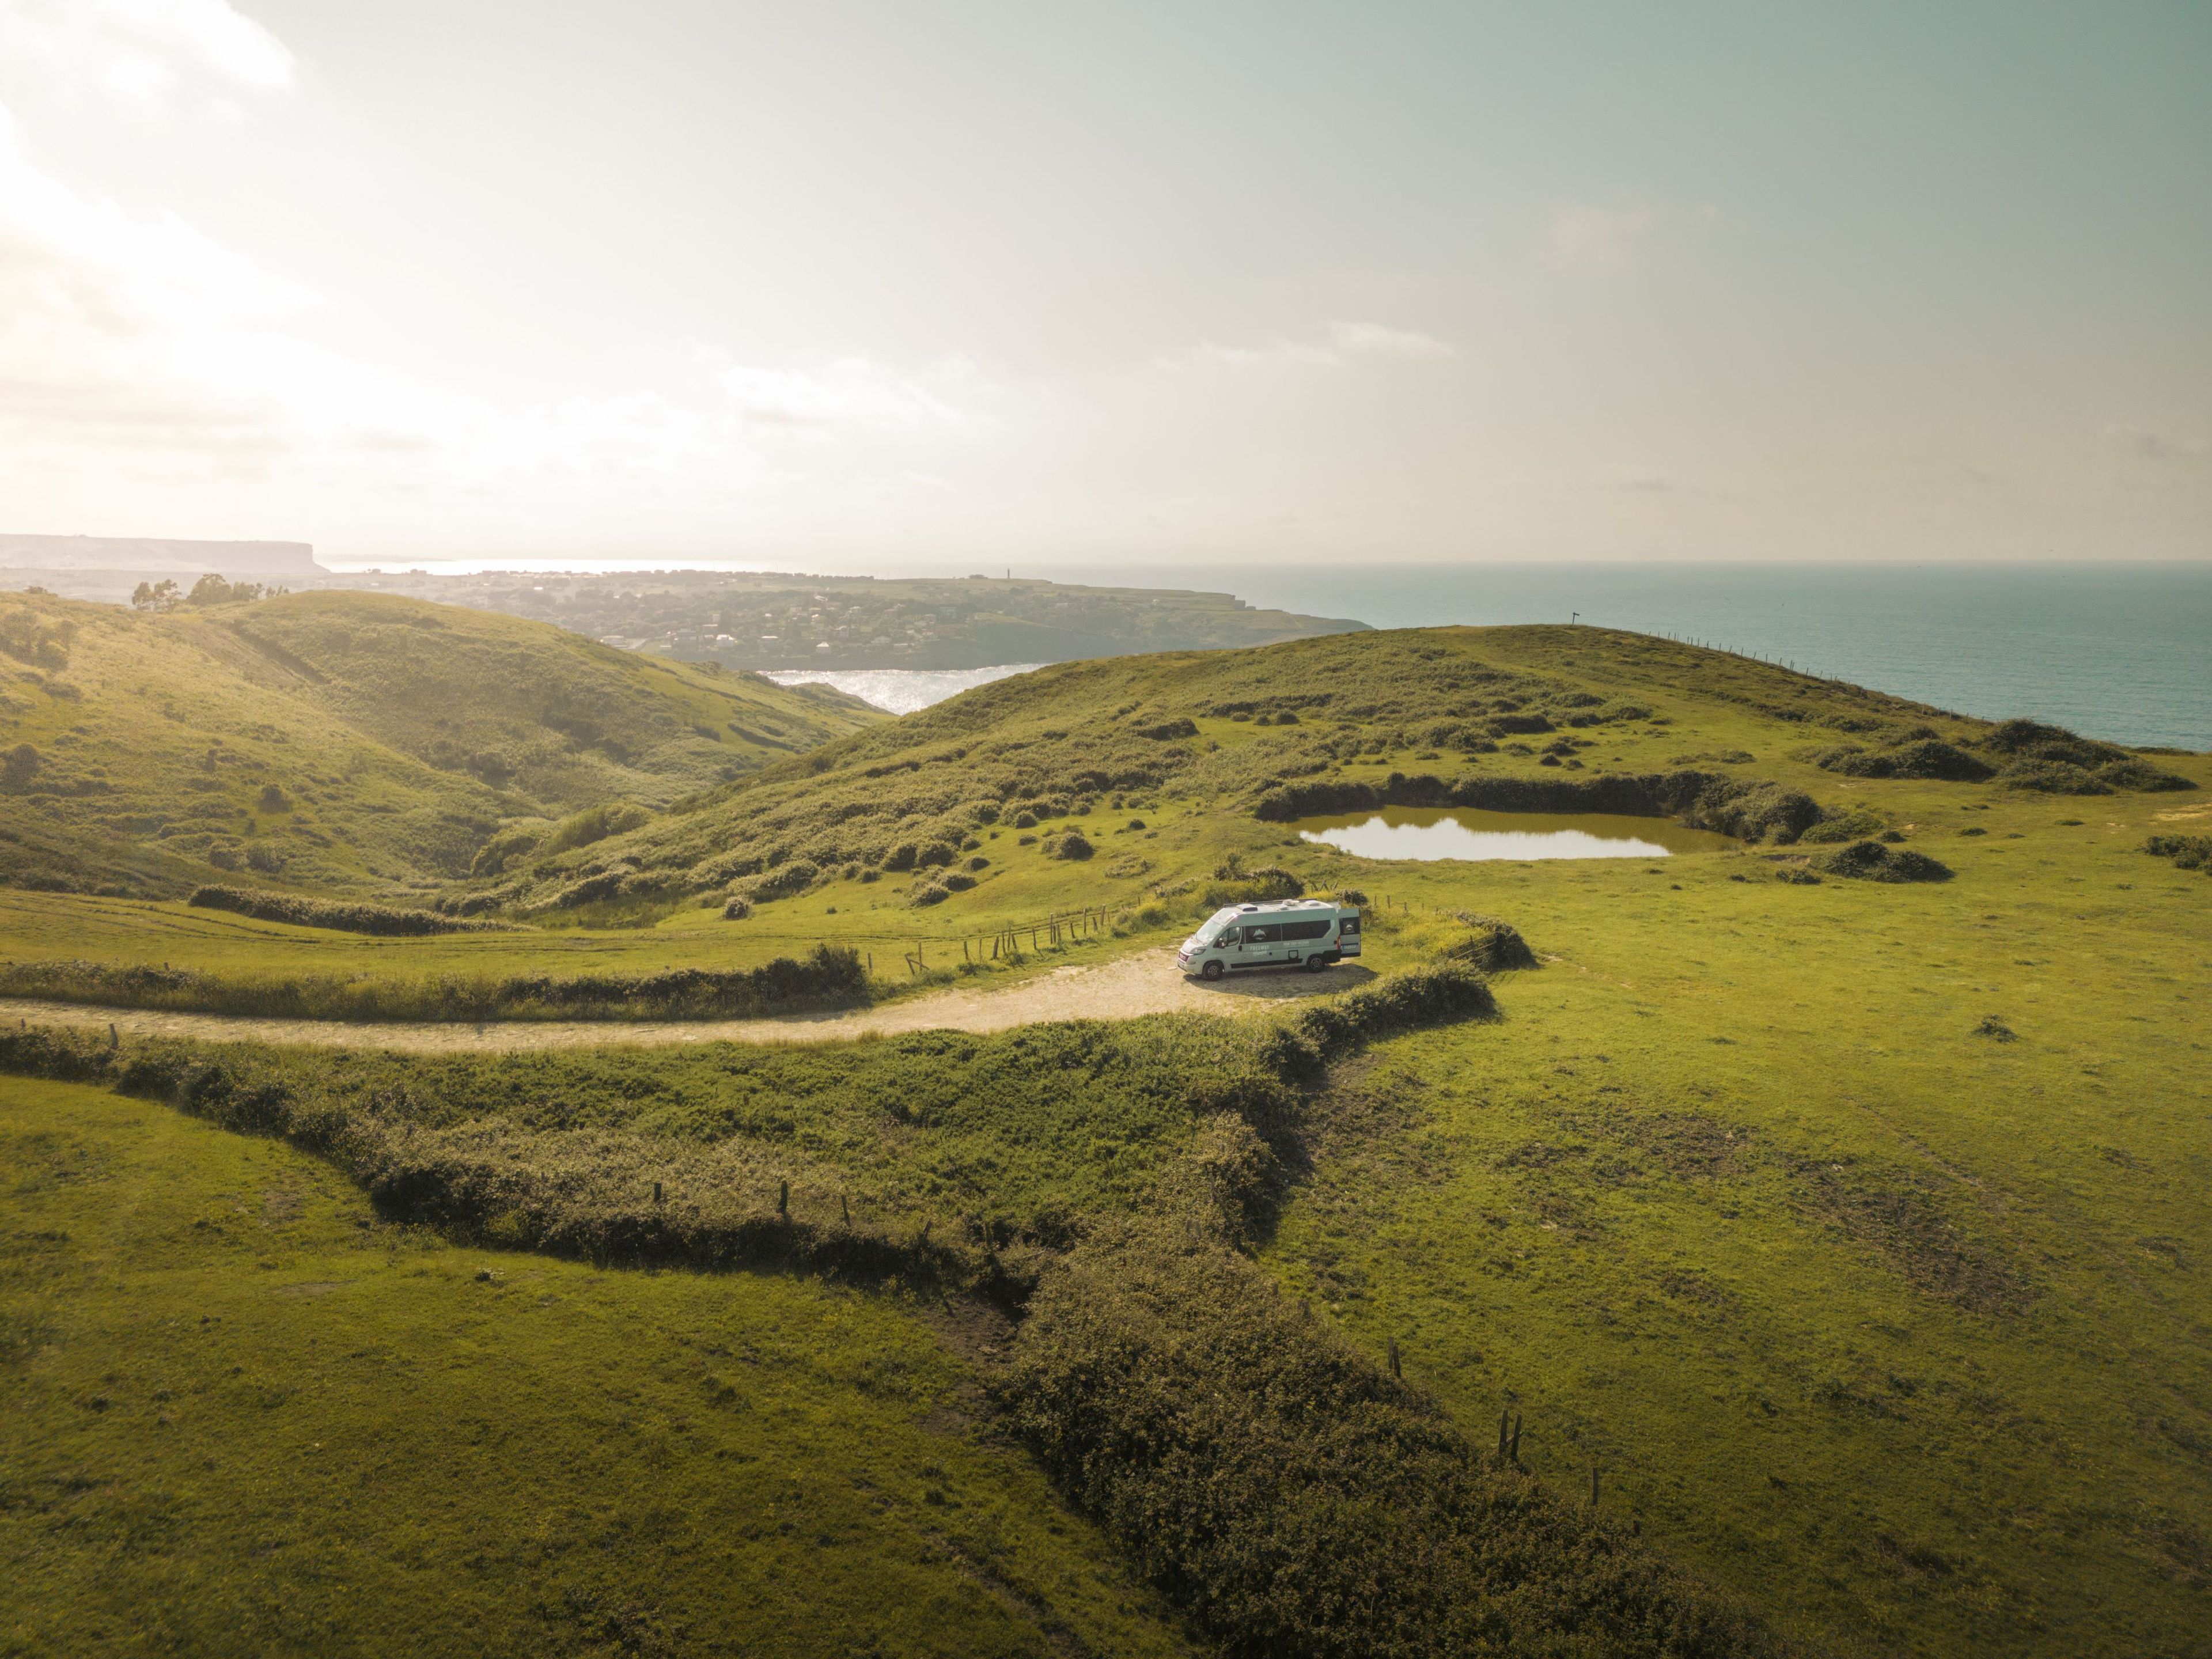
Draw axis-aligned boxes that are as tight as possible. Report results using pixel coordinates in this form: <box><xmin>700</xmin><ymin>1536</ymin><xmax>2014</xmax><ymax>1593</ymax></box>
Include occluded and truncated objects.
<box><xmin>0</xmin><ymin>1075</ymin><xmax>1195</xmax><ymax>1659</ymax></box>
<box><xmin>0</xmin><ymin>589</ymin><xmax>877</xmax><ymax>899</ymax></box>
<box><xmin>0</xmin><ymin>624</ymin><xmax>2201</xmax><ymax>1016</ymax></box>
<box><xmin>1253</xmin><ymin>804</ymin><xmax>2212</xmax><ymax>1656</ymax></box>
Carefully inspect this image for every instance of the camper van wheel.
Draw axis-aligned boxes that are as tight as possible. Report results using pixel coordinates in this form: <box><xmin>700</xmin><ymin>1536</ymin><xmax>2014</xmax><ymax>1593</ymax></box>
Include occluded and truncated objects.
<box><xmin>1202</xmin><ymin>960</ymin><xmax>1225</xmax><ymax>981</ymax></box>
<box><xmin>1305</xmin><ymin>952</ymin><xmax>1330</xmax><ymax>972</ymax></box>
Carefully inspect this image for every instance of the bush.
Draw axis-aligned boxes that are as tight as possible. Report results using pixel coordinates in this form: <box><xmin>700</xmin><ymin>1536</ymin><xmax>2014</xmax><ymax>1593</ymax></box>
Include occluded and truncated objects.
<box><xmin>1997</xmin><ymin>760</ymin><xmax>2111</xmax><ymax>795</ymax></box>
<box><xmin>1134</xmin><ymin>717</ymin><xmax>1199</xmax><ymax>740</ymax></box>
<box><xmin>0</xmin><ymin>945</ymin><xmax>869</xmax><ymax>1023</ymax></box>
<box><xmin>1437</xmin><ymin>915</ymin><xmax>1538</xmax><ymax>972</ymax></box>
<box><xmin>539</xmin><ymin>801</ymin><xmax>653</xmax><ymax>858</ymax></box>
<box><xmin>1051</xmin><ymin>830</ymin><xmax>1094</xmax><ymax>861</ymax></box>
<box><xmin>721</xmin><ymin>896</ymin><xmax>751</xmax><ymax>919</ymax></box>
<box><xmin>188</xmin><ymin>885</ymin><xmax>499</xmax><ymax>936</ymax></box>
<box><xmin>882</xmin><ymin>841</ymin><xmax>918</xmax><ymax>871</ymax></box>
<box><xmin>2146</xmin><ymin>834</ymin><xmax>2211</xmax><ymax>873</ymax></box>
<box><xmin>1001</xmin><ymin>1228</ymin><xmax>1774</xmax><ymax>1659</ymax></box>
<box><xmin>1200</xmin><ymin>866</ymin><xmax>1304</xmax><ymax>909</ymax></box>
<box><xmin>911</xmin><ymin>884</ymin><xmax>950</xmax><ymax>907</ymax></box>
<box><xmin>747</xmin><ymin>860</ymin><xmax>819</xmax><ymax>902</ymax></box>
<box><xmin>2096</xmin><ymin>759</ymin><xmax>2195</xmax><ymax>793</ymax></box>
<box><xmin>1815</xmin><ymin>739</ymin><xmax>1993</xmax><ymax>782</ymax></box>
<box><xmin>1813</xmin><ymin>841</ymin><xmax>1953</xmax><ymax>882</ymax></box>
<box><xmin>1013</xmin><ymin>810</ymin><xmax>1039</xmax><ymax>830</ymax></box>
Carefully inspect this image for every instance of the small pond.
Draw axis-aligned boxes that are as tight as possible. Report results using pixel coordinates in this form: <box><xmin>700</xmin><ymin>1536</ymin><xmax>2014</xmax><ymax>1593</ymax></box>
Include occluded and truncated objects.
<box><xmin>1294</xmin><ymin>806</ymin><xmax>1736</xmax><ymax>862</ymax></box>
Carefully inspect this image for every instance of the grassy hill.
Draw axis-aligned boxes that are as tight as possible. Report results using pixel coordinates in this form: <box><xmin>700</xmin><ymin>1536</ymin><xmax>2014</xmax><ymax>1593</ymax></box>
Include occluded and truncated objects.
<box><xmin>483</xmin><ymin>623</ymin><xmax>2194</xmax><ymax>925</ymax></box>
<box><xmin>0</xmin><ymin>1074</ymin><xmax>1196</xmax><ymax>1658</ymax></box>
<box><xmin>1</xmin><ymin>623</ymin><xmax>2207</xmax><ymax>1657</ymax></box>
<box><xmin>0</xmin><ymin>589</ymin><xmax>877</xmax><ymax>899</ymax></box>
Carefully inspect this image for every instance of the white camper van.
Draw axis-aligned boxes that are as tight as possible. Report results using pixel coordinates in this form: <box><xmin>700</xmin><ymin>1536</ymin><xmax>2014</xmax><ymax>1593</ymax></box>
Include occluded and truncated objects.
<box><xmin>1177</xmin><ymin>897</ymin><xmax>1362</xmax><ymax>980</ymax></box>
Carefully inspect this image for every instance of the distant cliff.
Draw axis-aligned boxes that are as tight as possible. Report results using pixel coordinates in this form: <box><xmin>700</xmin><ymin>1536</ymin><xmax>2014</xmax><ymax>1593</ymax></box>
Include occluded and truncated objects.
<box><xmin>0</xmin><ymin>535</ymin><xmax>325</xmax><ymax>602</ymax></box>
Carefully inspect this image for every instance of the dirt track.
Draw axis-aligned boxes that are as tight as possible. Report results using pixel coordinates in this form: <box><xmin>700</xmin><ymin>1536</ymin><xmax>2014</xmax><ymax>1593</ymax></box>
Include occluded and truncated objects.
<box><xmin>0</xmin><ymin>948</ymin><xmax>1377</xmax><ymax>1054</ymax></box>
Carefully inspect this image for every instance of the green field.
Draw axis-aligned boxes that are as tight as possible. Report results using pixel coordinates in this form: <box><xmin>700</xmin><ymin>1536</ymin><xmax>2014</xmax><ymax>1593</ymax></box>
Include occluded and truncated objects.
<box><xmin>0</xmin><ymin>1075</ymin><xmax>1195</xmax><ymax>1658</ymax></box>
<box><xmin>2</xmin><ymin>616</ymin><xmax>2207</xmax><ymax>1656</ymax></box>
<box><xmin>0</xmin><ymin>588</ymin><xmax>877</xmax><ymax>898</ymax></box>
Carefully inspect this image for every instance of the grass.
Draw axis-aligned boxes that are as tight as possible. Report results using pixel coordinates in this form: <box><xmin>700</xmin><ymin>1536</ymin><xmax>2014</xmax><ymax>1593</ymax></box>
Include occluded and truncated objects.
<box><xmin>0</xmin><ymin>589</ymin><xmax>877</xmax><ymax>897</ymax></box>
<box><xmin>1251</xmin><ymin>777</ymin><xmax>2212</xmax><ymax>1658</ymax></box>
<box><xmin>2</xmin><ymin>617</ymin><xmax>2207</xmax><ymax>1656</ymax></box>
<box><xmin>0</xmin><ymin>1074</ymin><xmax>1199</xmax><ymax>1658</ymax></box>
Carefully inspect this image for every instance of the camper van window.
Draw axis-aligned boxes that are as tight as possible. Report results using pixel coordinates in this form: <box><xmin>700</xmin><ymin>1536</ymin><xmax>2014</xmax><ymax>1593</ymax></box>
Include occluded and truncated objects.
<box><xmin>1244</xmin><ymin>924</ymin><xmax>1279</xmax><ymax>944</ymax></box>
<box><xmin>1339</xmin><ymin>915</ymin><xmax>1361</xmax><ymax>935</ymax></box>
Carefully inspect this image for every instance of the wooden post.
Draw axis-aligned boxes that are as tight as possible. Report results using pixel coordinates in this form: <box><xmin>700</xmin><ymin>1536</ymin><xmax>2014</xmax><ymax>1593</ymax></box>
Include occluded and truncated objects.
<box><xmin>1590</xmin><ymin>1466</ymin><xmax>1600</xmax><ymax>1508</ymax></box>
<box><xmin>653</xmin><ymin>1181</ymin><xmax>662</xmax><ymax>1206</ymax></box>
<box><xmin>1510</xmin><ymin>1413</ymin><xmax>1522</xmax><ymax>1465</ymax></box>
<box><xmin>778</xmin><ymin>1179</ymin><xmax>789</xmax><ymax>1217</ymax></box>
<box><xmin>1388</xmin><ymin>1337</ymin><xmax>1401</xmax><ymax>1379</ymax></box>
<box><xmin>841</xmin><ymin>1194</ymin><xmax>850</xmax><ymax>1226</ymax></box>
<box><xmin>1497</xmin><ymin>1411</ymin><xmax>1509</xmax><ymax>1461</ymax></box>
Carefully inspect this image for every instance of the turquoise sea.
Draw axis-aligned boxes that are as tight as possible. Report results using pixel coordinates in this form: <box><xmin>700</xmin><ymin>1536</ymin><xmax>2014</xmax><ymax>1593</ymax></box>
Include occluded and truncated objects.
<box><xmin>1059</xmin><ymin>562</ymin><xmax>2211</xmax><ymax>752</ymax></box>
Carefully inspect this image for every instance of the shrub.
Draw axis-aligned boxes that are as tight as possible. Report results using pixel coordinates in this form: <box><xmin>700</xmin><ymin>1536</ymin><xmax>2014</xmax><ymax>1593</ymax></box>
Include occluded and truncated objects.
<box><xmin>188</xmin><ymin>885</ymin><xmax>498</xmax><ymax>936</ymax></box>
<box><xmin>1134</xmin><ymin>717</ymin><xmax>1199</xmax><ymax>740</ymax></box>
<box><xmin>941</xmin><ymin>872</ymin><xmax>977</xmax><ymax>892</ymax></box>
<box><xmin>917</xmin><ymin>840</ymin><xmax>957</xmax><ymax>868</ymax></box>
<box><xmin>539</xmin><ymin>801</ymin><xmax>653</xmax><ymax>858</ymax></box>
<box><xmin>0</xmin><ymin>945</ymin><xmax>868</xmax><ymax>1023</ymax></box>
<box><xmin>2096</xmin><ymin>759</ymin><xmax>2195</xmax><ymax>793</ymax></box>
<box><xmin>1201</xmin><ymin>866</ymin><xmax>1304</xmax><ymax>908</ymax></box>
<box><xmin>1997</xmin><ymin>760</ymin><xmax>2110</xmax><ymax>795</ymax></box>
<box><xmin>2146</xmin><ymin>834</ymin><xmax>2211</xmax><ymax>873</ymax></box>
<box><xmin>1815</xmin><ymin>739</ymin><xmax>1993</xmax><ymax>782</ymax></box>
<box><xmin>1813</xmin><ymin>841</ymin><xmax>1953</xmax><ymax>882</ymax></box>
<box><xmin>1</xmin><ymin>744</ymin><xmax>39</xmax><ymax>789</ymax></box>
<box><xmin>1001</xmin><ymin>1227</ymin><xmax>1774</xmax><ymax>1659</ymax></box>
<box><xmin>1051</xmin><ymin>830</ymin><xmax>1094</xmax><ymax>861</ymax></box>
<box><xmin>747</xmin><ymin>860</ymin><xmax>819</xmax><ymax>902</ymax></box>
<box><xmin>721</xmin><ymin>896</ymin><xmax>751</xmax><ymax>919</ymax></box>
<box><xmin>911</xmin><ymin>884</ymin><xmax>950</xmax><ymax>907</ymax></box>
<box><xmin>1013</xmin><ymin>810</ymin><xmax>1039</xmax><ymax>830</ymax></box>
<box><xmin>1798</xmin><ymin>807</ymin><xmax>1890</xmax><ymax>844</ymax></box>
<box><xmin>1437</xmin><ymin>915</ymin><xmax>1538</xmax><ymax>972</ymax></box>
<box><xmin>882</xmin><ymin>842</ymin><xmax>918</xmax><ymax>872</ymax></box>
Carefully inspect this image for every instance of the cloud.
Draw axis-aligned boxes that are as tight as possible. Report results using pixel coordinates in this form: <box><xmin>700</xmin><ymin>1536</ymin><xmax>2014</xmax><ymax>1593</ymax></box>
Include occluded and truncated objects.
<box><xmin>1543</xmin><ymin>202</ymin><xmax>1656</xmax><ymax>268</ymax></box>
<box><xmin>1326</xmin><ymin>320</ymin><xmax>1456</xmax><ymax>359</ymax></box>
<box><xmin>0</xmin><ymin>0</ymin><xmax>293</xmax><ymax>109</ymax></box>
<box><xmin>1163</xmin><ymin>320</ymin><xmax>1454</xmax><ymax>374</ymax></box>
<box><xmin>714</xmin><ymin>356</ymin><xmax>973</xmax><ymax>430</ymax></box>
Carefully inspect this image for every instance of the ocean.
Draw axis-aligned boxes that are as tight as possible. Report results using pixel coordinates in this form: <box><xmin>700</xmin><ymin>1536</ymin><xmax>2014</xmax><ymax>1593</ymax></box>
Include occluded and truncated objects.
<box><xmin>356</xmin><ymin>554</ymin><xmax>2207</xmax><ymax>748</ymax></box>
<box><xmin>1032</xmin><ymin>561</ymin><xmax>2212</xmax><ymax>751</ymax></box>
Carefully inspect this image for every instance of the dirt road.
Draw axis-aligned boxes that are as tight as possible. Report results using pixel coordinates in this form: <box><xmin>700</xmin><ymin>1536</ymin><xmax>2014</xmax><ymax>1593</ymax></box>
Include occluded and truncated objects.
<box><xmin>0</xmin><ymin>948</ymin><xmax>1376</xmax><ymax>1054</ymax></box>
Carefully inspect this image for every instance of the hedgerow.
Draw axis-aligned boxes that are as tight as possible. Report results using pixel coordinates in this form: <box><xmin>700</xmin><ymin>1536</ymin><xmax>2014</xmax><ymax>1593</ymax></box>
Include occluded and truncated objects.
<box><xmin>0</xmin><ymin>945</ymin><xmax>867</xmax><ymax>1022</ymax></box>
<box><xmin>188</xmin><ymin>884</ymin><xmax>502</xmax><ymax>935</ymax></box>
<box><xmin>1001</xmin><ymin>1224</ymin><xmax>1776</xmax><ymax>1659</ymax></box>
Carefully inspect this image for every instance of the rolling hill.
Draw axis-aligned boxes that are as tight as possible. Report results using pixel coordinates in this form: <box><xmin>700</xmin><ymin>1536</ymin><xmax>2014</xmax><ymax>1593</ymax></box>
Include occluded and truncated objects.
<box><xmin>486</xmin><ymin>622</ymin><xmax>2194</xmax><ymax>921</ymax></box>
<box><xmin>0</xmin><ymin>588</ymin><xmax>878</xmax><ymax>898</ymax></box>
<box><xmin>1</xmin><ymin>623</ymin><xmax>2206</xmax><ymax>1657</ymax></box>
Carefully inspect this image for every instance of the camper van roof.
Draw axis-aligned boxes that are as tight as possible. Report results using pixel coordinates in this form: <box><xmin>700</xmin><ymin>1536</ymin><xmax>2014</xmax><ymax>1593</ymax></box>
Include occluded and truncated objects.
<box><xmin>1211</xmin><ymin>897</ymin><xmax>1354</xmax><ymax>921</ymax></box>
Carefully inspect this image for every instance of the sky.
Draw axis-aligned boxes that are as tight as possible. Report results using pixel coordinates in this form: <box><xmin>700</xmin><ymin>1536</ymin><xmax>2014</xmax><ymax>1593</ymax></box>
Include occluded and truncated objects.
<box><xmin>0</xmin><ymin>1</ymin><xmax>2206</xmax><ymax>570</ymax></box>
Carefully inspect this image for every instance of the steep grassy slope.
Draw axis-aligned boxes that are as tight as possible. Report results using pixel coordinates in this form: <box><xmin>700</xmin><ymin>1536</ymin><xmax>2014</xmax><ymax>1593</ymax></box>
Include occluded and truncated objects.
<box><xmin>0</xmin><ymin>590</ymin><xmax>876</xmax><ymax>898</ymax></box>
<box><xmin>0</xmin><ymin>1075</ymin><xmax>1197</xmax><ymax>1658</ymax></box>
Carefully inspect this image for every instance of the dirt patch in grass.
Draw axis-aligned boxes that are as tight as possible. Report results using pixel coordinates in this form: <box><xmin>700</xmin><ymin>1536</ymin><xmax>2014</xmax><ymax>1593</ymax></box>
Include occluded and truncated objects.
<box><xmin>1792</xmin><ymin>1160</ymin><xmax>2030</xmax><ymax>1317</ymax></box>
